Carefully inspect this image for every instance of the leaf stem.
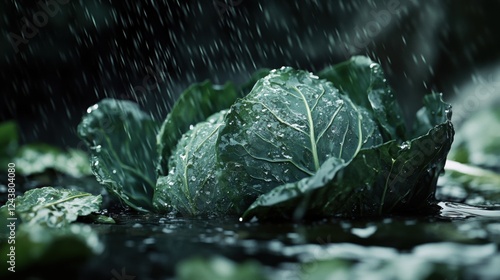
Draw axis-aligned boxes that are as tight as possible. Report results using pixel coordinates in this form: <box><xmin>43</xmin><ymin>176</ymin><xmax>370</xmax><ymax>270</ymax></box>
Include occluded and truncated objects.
<box><xmin>445</xmin><ymin>160</ymin><xmax>500</xmax><ymax>183</ymax></box>
<box><xmin>33</xmin><ymin>193</ymin><xmax>92</xmax><ymax>211</ymax></box>
<box><xmin>294</xmin><ymin>86</ymin><xmax>320</xmax><ymax>171</ymax></box>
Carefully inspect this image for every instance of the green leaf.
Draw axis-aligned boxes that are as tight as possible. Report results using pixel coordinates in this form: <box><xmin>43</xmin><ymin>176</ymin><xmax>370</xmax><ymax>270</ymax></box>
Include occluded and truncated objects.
<box><xmin>154</xmin><ymin>71</ymin><xmax>272</xmax><ymax>215</ymax></box>
<box><xmin>0</xmin><ymin>223</ymin><xmax>102</xmax><ymax>276</ymax></box>
<box><xmin>153</xmin><ymin>111</ymin><xmax>228</xmax><ymax>216</ymax></box>
<box><xmin>14</xmin><ymin>144</ymin><xmax>91</xmax><ymax>177</ymax></box>
<box><xmin>157</xmin><ymin>81</ymin><xmax>239</xmax><ymax>176</ymax></box>
<box><xmin>411</xmin><ymin>93</ymin><xmax>453</xmax><ymax>139</ymax></box>
<box><xmin>157</xmin><ymin>70</ymin><xmax>269</xmax><ymax>176</ymax></box>
<box><xmin>242</xmin><ymin>93</ymin><xmax>454</xmax><ymax>220</ymax></box>
<box><xmin>217</xmin><ymin>67</ymin><xmax>383</xmax><ymax>213</ymax></box>
<box><xmin>152</xmin><ymin>57</ymin><xmax>455</xmax><ymax>219</ymax></box>
<box><xmin>77</xmin><ymin>99</ymin><xmax>158</xmax><ymax>212</ymax></box>
<box><xmin>1</xmin><ymin>187</ymin><xmax>102</xmax><ymax>227</ymax></box>
<box><xmin>319</xmin><ymin>56</ymin><xmax>406</xmax><ymax>141</ymax></box>
<box><xmin>0</xmin><ymin>123</ymin><xmax>92</xmax><ymax>177</ymax></box>
<box><xmin>176</xmin><ymin>256</ymin><xmax>268</xmax><ymax>280</ymax></box>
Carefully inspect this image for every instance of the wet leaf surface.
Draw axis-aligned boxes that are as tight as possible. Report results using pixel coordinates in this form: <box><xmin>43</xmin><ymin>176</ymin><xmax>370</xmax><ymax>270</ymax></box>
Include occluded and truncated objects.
<box><xmin>78</xmin><ymin>99</ymin><xmax>159</xmax><ymax>212</ymax></box>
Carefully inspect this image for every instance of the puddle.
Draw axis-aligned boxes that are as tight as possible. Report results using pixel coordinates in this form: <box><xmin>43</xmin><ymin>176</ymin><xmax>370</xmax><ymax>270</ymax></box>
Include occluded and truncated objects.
<box><xmin>76</xmin><ymin>206</ymin><xmax>500</xmax><ymax>279</ymax></box>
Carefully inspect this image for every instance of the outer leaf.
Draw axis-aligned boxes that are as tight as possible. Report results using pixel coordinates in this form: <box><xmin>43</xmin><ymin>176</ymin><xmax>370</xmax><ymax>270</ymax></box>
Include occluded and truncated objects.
<box><xmin>319</xmin><ymin>56</ymin><xmax>406</xmax><ymax>141</ymax></box>
<box><xmin>218</xmin><ymin>67</ymin><xmax>383</xmax><ymax>208</ymax></box>
<box><xmin>243</xmin><ymin>93</ymin><xmax>454</xmax><ymax>220</ymax></box>
<box><xmin>157</xmin><ymin>70</ymin><xmax>270</xmax><ymax>176</ymax></box>
<box><xmin>157</xmin><ymin>81</ymin><xmax>239</xmax><ymax>175</ymax></box>
<box><xmin>77</xmin><ymin>99</ymin><xmax>158</xmax><ymax>211</ymax></box>
<box><xmin>2</xmin><ymin>187</ymin><xmax>102</xmax><ymax>227</ymax></box>
<box><xmin>412</xmin><ymin>93</ymin><xmax>452</xmax><ymax>138</ymax></box>
<box><xmin>14</xmin><ymin>144</ymin><xmax>91</xmax><ymax>177</ymax></box>
<box><xmin>153</xmin><ymin>111</ymin><xmax>229</xmax><ymax>216</ymax></box>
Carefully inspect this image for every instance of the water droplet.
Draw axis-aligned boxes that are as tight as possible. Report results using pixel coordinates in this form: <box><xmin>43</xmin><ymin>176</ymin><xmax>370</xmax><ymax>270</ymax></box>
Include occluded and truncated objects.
<box><xmin>400</xmin><ymin>142</ymin><xmax>410</xmax><ymax>150</ymax></box>
<box><xmin>86</xmin><ymin>104</ymin><xmax>98</xmax><ymax>113</ymax></box>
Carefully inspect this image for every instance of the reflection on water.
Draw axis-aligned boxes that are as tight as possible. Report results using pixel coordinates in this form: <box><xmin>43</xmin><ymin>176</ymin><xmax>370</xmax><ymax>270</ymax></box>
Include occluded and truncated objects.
<box><xmin>79</xmin><ymin>201</ymin><xmax>500</xmax><ymax>279</ymax></box>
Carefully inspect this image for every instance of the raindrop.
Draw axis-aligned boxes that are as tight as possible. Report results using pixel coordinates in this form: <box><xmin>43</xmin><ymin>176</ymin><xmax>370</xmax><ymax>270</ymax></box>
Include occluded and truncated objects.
<box><xmin>400</xmin><ymin>142</ymin><xmax>410</xmax><ymax>150</ymax></box>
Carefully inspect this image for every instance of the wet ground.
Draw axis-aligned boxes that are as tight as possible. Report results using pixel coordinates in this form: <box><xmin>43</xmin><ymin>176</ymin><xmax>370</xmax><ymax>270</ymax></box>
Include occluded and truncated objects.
<box><xmin>2</xmin><ymin>168</ymin><xmax>499</xmax><ymax>279</ymax></box>
<box><xmin>77</xmin><ymin>199</ymin><xmax>500</xmax><ymax>279</ymax></box>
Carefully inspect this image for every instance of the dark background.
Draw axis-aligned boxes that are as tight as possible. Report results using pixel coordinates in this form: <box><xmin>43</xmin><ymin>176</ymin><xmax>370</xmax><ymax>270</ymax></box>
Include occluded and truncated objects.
<box><xmin>2</xmin><ymin>0</ymin><xmax>500</xmax><ymax>148</ymax></box>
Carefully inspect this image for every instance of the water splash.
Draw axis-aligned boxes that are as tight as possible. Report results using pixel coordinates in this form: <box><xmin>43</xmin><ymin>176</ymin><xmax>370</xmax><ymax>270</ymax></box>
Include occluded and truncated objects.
<box><xmin>438</xmin><ymin>201</ymin><xmax>500</xmax><ymax>219</ymax></box>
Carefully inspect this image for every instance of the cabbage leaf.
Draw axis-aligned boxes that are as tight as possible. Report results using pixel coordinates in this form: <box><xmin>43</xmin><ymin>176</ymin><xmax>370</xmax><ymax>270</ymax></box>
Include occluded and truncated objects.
<box><xmin>78</xmin><ymin>57</ymin><xmax>455</xmax><ymax>220</ymax></box>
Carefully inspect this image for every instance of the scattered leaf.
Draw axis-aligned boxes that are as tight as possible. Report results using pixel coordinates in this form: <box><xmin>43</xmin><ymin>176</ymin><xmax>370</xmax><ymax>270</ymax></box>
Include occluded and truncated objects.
<box><xmin>14</xmin><ymin>144</ymin><xmax>91</xmax><ymax>177</ymax></box>
<box><xmin>1</xmin><ymin>187</ymin><xmax>102</xmax><ymax>227</ymax></box>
